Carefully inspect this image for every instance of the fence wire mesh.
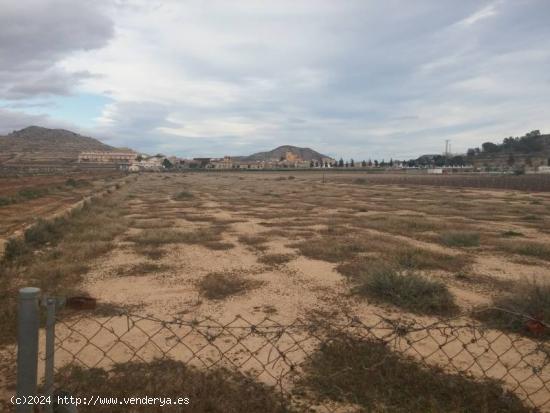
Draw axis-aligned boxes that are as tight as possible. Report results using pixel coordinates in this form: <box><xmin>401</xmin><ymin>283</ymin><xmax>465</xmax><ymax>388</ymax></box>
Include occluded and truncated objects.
<box><xmin>47</xmin><ymin>306</ymin><xmax>550</xmax><ymax>412</ymax></box>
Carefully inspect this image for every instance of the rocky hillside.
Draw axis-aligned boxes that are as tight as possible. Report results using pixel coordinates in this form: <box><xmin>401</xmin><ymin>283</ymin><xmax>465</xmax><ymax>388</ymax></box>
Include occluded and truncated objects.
<box><xmin>0</xmin><ymin>126</ymin><xmax>116</xmax><ymax>166</ymax></box>
<box><xmin>241</xmin><ymin>145</ymin><xmax>330</xmax><ymax>162</ymax></box>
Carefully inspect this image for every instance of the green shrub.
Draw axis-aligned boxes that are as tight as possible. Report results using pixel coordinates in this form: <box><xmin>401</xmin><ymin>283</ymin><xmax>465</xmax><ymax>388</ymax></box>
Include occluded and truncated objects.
<box><xmin>258</xmin><ymin>253</ymin><xmax>295</xmax><ymax>266</ymax></box>
<box><xmin>66</xmin><ymin>178</ymin><xmax>91</xmax><ymax>188</ymax></box>
<box><xmin>474</xmin><ymin>282</ymin><xmax>550</xmax><ymax>338</ymax></box>
<box><xmin>394</xmin><ymin>247</ymin><xmax>467</xmax><ymax>272</ymax></box>
<box><xmin>291</xmin><ymin>237</ymin><xmax>367</xmax><ymax>262</ymax></box>
<box><xmin>3</xmin><ymin>238</ymin><xmax>28</xmax><ymax>261</ymax></box>
<box><xmin>173</xmin><ymin>191</ymin><xmax>194</xmax><ymax>200</ymax></box>
<box><xmin>440</xmin><ymin>231</ymin><xmax>480</xmax><ymax>247</ymax></box>
<box><xmin>353</xmin><ymin>263</ymin><xmax>458</xmax><ymax>316</ymax></box>
<box><xmin>24</xmin><ymin>218</ymin><xmax>65</xmax><ymax>246</ymax></box>
<box><xmin>17</xmin><ymin>187</ymin><xmax>48</xmax><ymax>200</ymax></box>
<box><xmin>500</xmin><ymin>241</ymin><xmax>550</xmax><ymax>261</ymax></box>
<box><xmin>198</xmin><ymin>271</ymin><xmax>262</xmax><ymax>300</ymax></box>
<box><xmin>502</xmin><ymin>230</ymin><xmax>524</xmax><ymax>237</ymax></box>
<box><xmin>0</xmin><ymin>196</ymin><xmax>14</xmax><ymax>206</ymax></box>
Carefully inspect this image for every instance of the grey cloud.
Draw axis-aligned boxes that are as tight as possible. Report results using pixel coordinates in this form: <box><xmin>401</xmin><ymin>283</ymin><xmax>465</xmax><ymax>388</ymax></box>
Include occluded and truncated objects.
<box><xmin>3</xmin><ymin>70</ymin><xmax>96</xmax><ymax>100</ymax></box>
<box><xmin>94</xmin><ymin>101</ymin><xmax>179</xmax><ymax>150</ymax></box>
<box><xmin>0</xmin><ymin>0</ymin><xmax>113</xmax><ymax>99</ymax></box>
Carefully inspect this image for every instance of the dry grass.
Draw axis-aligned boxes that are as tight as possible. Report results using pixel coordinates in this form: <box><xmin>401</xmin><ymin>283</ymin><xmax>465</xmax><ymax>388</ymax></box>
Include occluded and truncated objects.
<box><xmin>198</xmin><ymin>271</ymin><xmax>263</xmax><ymax>300</ymax></box>
<box><xmin>133</xmin><ymin>245</ymin><xmax>167</xmax><ymax>260</ymax></box>
<box><xmin>258</xmin><ymin>253</ymin><xmax>295</xmax><ymax>267</ymax></box>
<box><xmin>440</xmin><ymin>231</ymin><xmax>480</xmax><ymax>247</ymax></box>
<box><xmin>0</xmin><ymin>194</ymin><xmax>129</xmax><ymax>345</ymax></box>
<box><xmin>474</xmin><ymin>281</ymin><xmax>550</xmax><ymax>338</ymax></box>
<box><xmin>115</xmin><ymin>262</ymin><xmax>170</xmax><ymax>277</ymax></box>
<box><xmin>203</xmin><ymin>241</ymin><xmax>235</xmax><ymax>250</ymax></box>
<box><xmin>501</xmin><ymin>230</ymin><xmax>525</xmax><ymax>237</ymax></box>
<box><xmin>173</xmin><ymin>190</ymin><xmax>194</xmax><ymax>200</ymax></box>
<box><xmin>392</xmin><ymin>247</ymin><xmax>468</xmax><ymax>272</ymax></box>
<box><xmin>238</xmin><ymin>234</ymin><xmax>269</xmax><ymax>251</ymax></box>
<box><xmin>290</xmin><ymin>237</ymin><xmax>372</xmax><ymax>263</ymax></box>
<box><xmin>356</xmin><ymin>215</ymin><xmax>441</xmax><ymax>237</ymax></box>
<box><xmin>127</xmin><ymin>229</ymin><xmax>193</xmax><ymax>245</ymax></box>
<box><xmin>299</xmin><ymin>334</ymin><xmax>531</xmax><ymax>413</ymax></box>
<box><xmin>128</xmin><ymin>227</ymin><xmax>224</xmax><ymax>247</ymax></box>
<box><xmin>293</xmin><ymin>236</ymin><xmax>467</xmax><ymax>272</ymax></box>
<box><xmin>181</xmin><ymin>213</ymin><xmax>219</xmax><ymax>222</ymax></box>
<box><xmin>131</xmin><ymin>219</ymin><xmax>175</xmax><ymax>229</ymax></box>
<box><xmin>499</xmin><ymin>240</ymin><xmax>550</xmax><ymax>261</ymax></box>
<box><xmin>339</xmin><ymin>259</ymin><xmax>458</xmax><ymax>315</ymax></box>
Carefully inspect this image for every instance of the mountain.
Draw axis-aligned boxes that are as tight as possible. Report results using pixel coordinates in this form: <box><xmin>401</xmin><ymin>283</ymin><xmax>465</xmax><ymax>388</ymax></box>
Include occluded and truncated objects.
<box><xmin>0</xmin><ymin>126</ymin><xmax>118</xmax><ymax>166</ymax></box>
<box><xmin>240</xmin><ymin>145</ymin><xmax>331</xmax><ymax>162</ymax></box>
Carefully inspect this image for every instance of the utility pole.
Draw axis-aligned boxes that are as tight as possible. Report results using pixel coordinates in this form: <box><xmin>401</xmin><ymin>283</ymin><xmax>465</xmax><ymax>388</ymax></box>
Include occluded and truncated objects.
<box><xmin>444</xmin><ymin>140</ymin><xmax>450</xmax><ymax>166</ymax></box>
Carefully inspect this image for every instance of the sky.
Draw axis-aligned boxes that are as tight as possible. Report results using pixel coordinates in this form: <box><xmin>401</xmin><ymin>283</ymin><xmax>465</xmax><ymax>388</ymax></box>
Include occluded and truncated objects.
<box><xmin>1</xmin><ymin>0</ymin><xmax>549</xmax><ymax>160</ymax></box>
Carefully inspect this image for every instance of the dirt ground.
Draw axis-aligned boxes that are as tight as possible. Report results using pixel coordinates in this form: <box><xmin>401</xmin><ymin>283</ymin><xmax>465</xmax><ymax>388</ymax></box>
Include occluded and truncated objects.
<box><xmin>83</xmin><ymin>172</ymin><xmax>550</xmax><ymax>318</ymax></box>
<box><xmin>2</xmin><ymin>171</ymin><xmax>550</xmax><ymax>411</ymax></box>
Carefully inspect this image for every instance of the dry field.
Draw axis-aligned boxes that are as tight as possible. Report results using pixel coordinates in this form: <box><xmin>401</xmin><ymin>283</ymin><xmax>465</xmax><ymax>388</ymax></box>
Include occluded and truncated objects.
<box><xmin>1</xmin><ymin>171</ymin><xmax>550</xmax><ymax>412</ymax></box>
<box><xmin>0</xmin><ymin>172</ymin><xmax>122</xmax><ymax>252</ymax></box>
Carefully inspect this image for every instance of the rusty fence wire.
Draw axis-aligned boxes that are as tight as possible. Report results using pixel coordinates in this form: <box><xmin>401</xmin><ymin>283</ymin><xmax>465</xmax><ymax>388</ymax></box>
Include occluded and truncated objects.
<box><xmin>44</xmin><ymin>305</ymin><xmax>550</xmax><ymax>412</ymax></box>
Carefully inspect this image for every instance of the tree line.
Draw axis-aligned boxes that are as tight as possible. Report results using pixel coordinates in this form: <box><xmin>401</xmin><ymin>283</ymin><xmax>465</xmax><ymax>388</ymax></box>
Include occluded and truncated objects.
<box><xmin>467</xmin><ymin>130</ymin><xmax>546</xmax><ymax>157</ymax></box>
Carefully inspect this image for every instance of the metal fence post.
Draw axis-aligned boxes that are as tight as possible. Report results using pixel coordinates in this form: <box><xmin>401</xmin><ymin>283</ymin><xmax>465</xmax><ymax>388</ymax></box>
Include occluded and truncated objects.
<box><xmin>44</xmin><ymin>297</ymin><xmax>56</xmax><ymax>413</ymax></box>
<box><xmin>16</xmin><ymin>287</ymin><xmax>41</xmax><ymax>413</ymax></box>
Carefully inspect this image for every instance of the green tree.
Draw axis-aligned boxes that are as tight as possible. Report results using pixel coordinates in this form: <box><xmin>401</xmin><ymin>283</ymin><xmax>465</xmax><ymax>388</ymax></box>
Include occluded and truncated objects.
<box><xmin>482</xmin><ymin>142</ymin><xmax>499</xmax><ymax>153</ymax></box>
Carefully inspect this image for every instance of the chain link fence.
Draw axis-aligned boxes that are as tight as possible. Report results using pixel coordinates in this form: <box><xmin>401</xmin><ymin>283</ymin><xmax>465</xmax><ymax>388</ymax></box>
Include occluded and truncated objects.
<box><xmin>9</xmin><ymin>289</ymin><xmax>550</xmax><ymax>412</ymax></box>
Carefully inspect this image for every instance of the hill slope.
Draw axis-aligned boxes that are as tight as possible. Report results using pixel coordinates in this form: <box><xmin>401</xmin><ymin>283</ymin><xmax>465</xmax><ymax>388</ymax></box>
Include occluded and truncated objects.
<box><xmin>241</xmin><ymin>145</ymin><xmax>330</xmax><ymax>162</ymax></box>
<box><xmin>0</xmin><ymin>126</ymin><xmax>117</xmax><ymax>166</ymax></box>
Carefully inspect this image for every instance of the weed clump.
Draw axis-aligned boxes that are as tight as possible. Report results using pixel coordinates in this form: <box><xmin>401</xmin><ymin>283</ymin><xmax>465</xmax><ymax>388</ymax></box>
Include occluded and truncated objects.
<box><xmin>440</xmin><ymin>231</ymin><xmax>480</xmax><ymax>247</ymax></box>
<box><xmin>474</xmin><ymin>282</ymin><xmax>550</xmax><ymax>338</ymax></box>
<box><xmin>393</xmin><ymin>247</ymin><xmax>467</xmax><ymax>272</ymax></box>
<box><xmin>173</xmin><ymin>191</ymin><xmax>194</xmax><ymax>200</ymax></box>
<box><xmin>238</xmin><ymin>235</ymin><xmax>269</xmax><ymax>251</ymax></box>
<box><xmin>258</xmin><ymin>253</ymin><xmax>295</xmax><ymax>267</ymax></box>
<box><xmin>351</xmin><ymin>263</ymin><xmax>458</xmax><ymax>316</ymax></box>
<box><xmin>500</xmin><ymin>241</ymin><xmax>550</xmax><ymax>261</ymax></box>
<box><xmin>198</xmin><ymin>271</ymin><xmax>262</xmax><ymax>300</ymax></box>
<box><xmin>502</xmin><ymin>230</ymin><xmax>524</xmax><ymax>237</ymax></box>
<box><xmin>291</xmin><ymin>237</ymin><xmax>366</xmax><ymax>262</ymax></box>
<box><xmin>128</xmin><ymin>227</ymin><xmax>224</xmax><ymax>246</ymax></box>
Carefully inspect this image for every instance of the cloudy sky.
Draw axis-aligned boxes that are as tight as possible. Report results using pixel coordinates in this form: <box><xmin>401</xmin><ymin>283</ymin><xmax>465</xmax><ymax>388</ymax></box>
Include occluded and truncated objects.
<box><xmin>1</xmin><ymin>0</ymin><xmax>549</xmax><ymax>159</ymax></box>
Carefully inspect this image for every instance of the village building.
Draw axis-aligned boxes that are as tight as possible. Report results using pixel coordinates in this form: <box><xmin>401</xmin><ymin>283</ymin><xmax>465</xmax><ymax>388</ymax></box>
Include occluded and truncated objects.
<box><xmin>128</xmin><ymin>155</ymin><xmax>166</xmax><ymax>172</ymax></box>
<box><xmin>77</xmin><ymin>151</ymin><xmax>137</xmax><ymax>170</ymax></box>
